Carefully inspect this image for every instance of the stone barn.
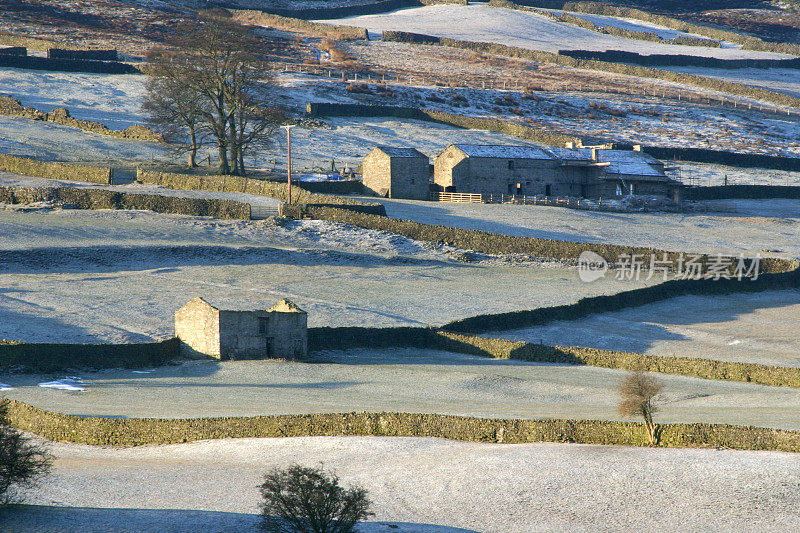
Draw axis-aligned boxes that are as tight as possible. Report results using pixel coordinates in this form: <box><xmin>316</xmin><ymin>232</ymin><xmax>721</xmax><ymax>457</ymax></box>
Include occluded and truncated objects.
<box><xmin>433</xmin><ymin>143</ymin><xmax>682</xmax><ymax>200</ymax></box>
<box><xmin>361</xmin><ymin>146</ymin><xmax>430</xmax><ymax>200</ymax></box>
<box><xmin>175</xmin><ymin>297</ymin><xmax>307</xmax><ymax>360</ymax></box>
<box><xmin>433</xmin><ymin>144</ymin><xmax>570</xmax><ymax>197</ymax></box>
<box><xmin>553</xmin><ymin>145</ymin><xmax>683</xmax><ymax>201</ymax></box>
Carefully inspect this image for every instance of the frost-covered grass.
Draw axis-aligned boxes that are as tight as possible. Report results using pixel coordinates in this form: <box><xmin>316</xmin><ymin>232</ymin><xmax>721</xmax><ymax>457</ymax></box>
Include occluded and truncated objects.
<box><xmin>0</xmin><ymin>115</ymin><xmax>172</xmax><ymax>166</ymax></box>
<box><xmin>552</xmin><ymin>9</ymin><xmax>732</xmax><ymax>47</ymax></box>
<box><xmin>484</xmin><ymin>289</ymin><xmax>800</xmax><ymax>368</ymax></box>
<box><xmin>0</xmin><ymin>68</ymin><xmax>148</xmax><ymax>129</ymax></box>
<box><xmin>7</xmin><ymin>436</ymin><xmax>799</xmax><ymax>533</ymax></box>
<box><xmin>673</xmin><ymin>161</ymin><xmax>800</xmax><ymax>188</ymax></box>
<box><xmin>0</xmin><ymin>207</ymin><xmax>654</xmax><ymax>343</ymax></box>
<box><xmin>326</xmin><ymin>4</ymin><xmax>792</xmax><ymax>60</ymax></box>
<box><xmin>663</xmin><ymin>66</ymin><xmax>800</xmax><ymax>99</ymax></box>
<box><xmin>371</xmin><ymin>196</ymin><xmax>800</xmax><ymax>257</ymax></box>
<box><xmin>4</xmin><ymin>351</ymin><xmax>800</xmax><ymax>428</ymax></box>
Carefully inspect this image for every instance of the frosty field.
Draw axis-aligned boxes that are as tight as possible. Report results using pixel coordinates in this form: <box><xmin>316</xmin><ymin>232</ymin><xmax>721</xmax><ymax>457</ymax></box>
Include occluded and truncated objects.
<box><xmin>3</xmin><ymin>349</ymin><xmax>800</xmax><ymax>428</ymax></box>
<box><xmin>328</xmin><ymin>4</ymin><xmax>793</xmax><ymax>60</ymax></box>
<box><xmin>5</xmin><ymin>436</ymin><xmax>800</xmax><ymax>532</ymax></box>
<box><xmin>485</xmin><ymin>289</ymin><xmax>800</xmax><ymax>368</ymax></box>
<box><xmin>372</xmin><ymin>196</ymin><xmax>800</xmax><ymax>257</ymax></box>
<box><xmin>0</xmin><ymin>207</ymin><xmax>659</xmax><ymax>343</ymax></box>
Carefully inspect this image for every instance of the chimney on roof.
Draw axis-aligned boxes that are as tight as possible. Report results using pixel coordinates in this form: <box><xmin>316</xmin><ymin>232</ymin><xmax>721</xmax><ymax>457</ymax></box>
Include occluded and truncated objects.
<box><xmin>565</xmin><ymin>141</ymin><xmax>574</xmax><ymax>149</ymax></box>
<box><xmin>591</xmin><ymin>148</ymin><xmax>598</xmax><ymax>161</ymax></box>
<box><xmin>633</xmin><ymin>144</ymin><xmax>642</xmax><ymax>152</ymax></box>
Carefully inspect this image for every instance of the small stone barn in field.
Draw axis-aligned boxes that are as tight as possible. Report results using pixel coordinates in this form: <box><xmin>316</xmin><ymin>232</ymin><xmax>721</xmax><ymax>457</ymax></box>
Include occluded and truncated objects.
<box><xmin>361</xmin><ymin>146</ymin><xmax>430</xmax><ymax>200</ymax></box>
<box><xmin>175</xmin><ymin>297</ymin><xmax>307</xmax><ymax>360</ymax></box>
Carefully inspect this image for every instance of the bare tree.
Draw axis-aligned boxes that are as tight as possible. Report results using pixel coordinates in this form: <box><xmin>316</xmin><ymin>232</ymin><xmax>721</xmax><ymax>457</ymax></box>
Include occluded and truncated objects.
<box><xmin>144</xmin><ymin>9</ymin><xmax>282</xmax><ymax>175</ymax></box>
<box><xmin>618</xmin><ymin>371</ymin><xmax>664</xmax><ymax>445</ymax></box>
<box><xmin>260</xmin><ymin>464</ymin><xmax>373</xmax><ymax>533</ymax></box>
<box><xmin>143</xmin><ymin>53</ymin><xmax>206</xmax><ymax>167</ymax></box>
<box><xmin>0</xmin><ymin>399</ymin><xmax>52</xmax><ymax>506</ymax></box>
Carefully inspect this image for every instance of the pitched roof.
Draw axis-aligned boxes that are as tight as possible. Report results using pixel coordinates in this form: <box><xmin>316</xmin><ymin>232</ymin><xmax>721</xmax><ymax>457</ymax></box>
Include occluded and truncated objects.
<box><xmin>373</xmin><ymin>146</ymin><xmax>428</xmax><ymax>158</ymax></box>
<box><xmin>552</xmin><ymin>147</ymin><xmax>672</xmax><ymax>181</ymax></box>
<box><xmin>451</xmin><ymin>144</ymin><xmax>555</xmax><ymax>160</ymax></box>
<box><xmin>182</xmin><ymin>297</ymin><xmax>306</xmax><ymax>313</ymax></box>
<box><xmin>268</xmin><ymin>299</ymin><xmax>307</xmax><ymax>314</ymax></box>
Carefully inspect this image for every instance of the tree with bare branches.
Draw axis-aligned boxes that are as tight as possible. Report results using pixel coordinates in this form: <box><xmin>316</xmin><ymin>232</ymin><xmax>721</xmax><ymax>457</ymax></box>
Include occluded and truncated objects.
<box><xmin>618</xmin><ymin>371</ymin><xmax>664</xmax><ymax>445</ymax></box>
<box><xmin>144</xmin><ymin>9</ymin><xmax>283</xmax><ymax>175</ymax></box>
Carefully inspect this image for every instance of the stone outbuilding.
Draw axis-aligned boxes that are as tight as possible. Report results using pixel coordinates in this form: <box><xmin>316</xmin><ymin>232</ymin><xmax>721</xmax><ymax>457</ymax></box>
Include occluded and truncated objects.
<box><xmin>175</xmin><ymin>297</ymin><xmax>307</xmax><ymax>360</ymax></box>
<box><xmin>433</xmin><ymin>144</ymin><xmax>565</xmax><ymax>197</ymax></box>
<box><xmin>433</xmin><ymin>143</ymin><xmax>682</xmax><ymax>200</ymax></box>
<box><xmin>361</xmin><ymin>146</ymin><xmax>430</xmax><ymax>200</ymax></box>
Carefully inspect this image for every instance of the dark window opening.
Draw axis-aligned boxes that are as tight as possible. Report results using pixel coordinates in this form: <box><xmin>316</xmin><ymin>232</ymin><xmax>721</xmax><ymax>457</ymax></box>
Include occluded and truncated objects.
<box><xmin>545</xmin><ymin>184</ymin><xmax>552</xmax><ymax>196</ymax></box>
<box><xmin>258</xmin><ymin>317</ymin><xmax>269</xmax><ymax>335</ymax></box>
<box><xmin>508</xmin><ymin>160</ymin><xmax>515</xmax><ymax>170</ymax></box>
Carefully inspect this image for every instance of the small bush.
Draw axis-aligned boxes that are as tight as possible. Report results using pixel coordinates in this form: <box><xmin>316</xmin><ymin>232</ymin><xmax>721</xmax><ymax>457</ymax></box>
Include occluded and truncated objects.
<box><xmin>260</xmin><ymin>464</ymin><xmax>373</xmax><ymax>533</ymax></box>
<box><xmin>0</xmin><ymin>399</ymin><xmax>52</xmax><ymax>506</ymax></box>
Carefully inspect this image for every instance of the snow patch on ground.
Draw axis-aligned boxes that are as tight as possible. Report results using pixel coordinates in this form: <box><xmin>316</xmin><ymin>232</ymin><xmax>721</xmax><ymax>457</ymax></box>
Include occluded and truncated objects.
<box><xmin>38</xmin><ymin>377</ymin><xmax>88</xmax><ymax>392</ymax></box>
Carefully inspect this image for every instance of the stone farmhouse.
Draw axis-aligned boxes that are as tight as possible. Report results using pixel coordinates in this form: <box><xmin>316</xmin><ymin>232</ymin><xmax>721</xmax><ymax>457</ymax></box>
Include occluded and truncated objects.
<box><xmin>432</xmin><ymin>143</ymin><xmax>682</xmax><ymax>201</ymax></box>
<box><xmin>175</xmin><ymin>297</ymin><xmax>307</xmax><ymax>360</ymax></box>
<box><xmin>361</xmin><ymin>146</ymin><xmax>430</xmax><ymax>200</ymax></box>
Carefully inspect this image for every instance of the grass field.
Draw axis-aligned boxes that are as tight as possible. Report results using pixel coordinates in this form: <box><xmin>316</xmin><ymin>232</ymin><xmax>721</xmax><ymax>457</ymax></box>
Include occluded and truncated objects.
<box><xmin>5</xmin><ymin>436</ymin><xmax>800</xmax><ymax>532</ymax></box>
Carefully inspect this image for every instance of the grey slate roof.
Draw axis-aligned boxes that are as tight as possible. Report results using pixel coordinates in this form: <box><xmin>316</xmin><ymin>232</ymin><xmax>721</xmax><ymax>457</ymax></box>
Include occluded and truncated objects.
<box><xmin>373</xmin><ymin>146</ymin><xmax>428</xmax><ymax>158</ymax></box>
<box><xmin>451</xmin><ymin>144</ymin><xmax>555</xmax><ymax>160</ymax></box>
<box><xmin>552</xmin><ymin>147</ymin><xmax>672</xmax><ymax>181</ymax></box>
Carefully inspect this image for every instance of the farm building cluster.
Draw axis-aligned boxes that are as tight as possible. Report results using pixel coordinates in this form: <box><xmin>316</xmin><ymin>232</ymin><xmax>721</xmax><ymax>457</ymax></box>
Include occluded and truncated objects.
<box><xmin>362</xmin><ymin>143</ymin><xmax>682</xmax><ymax>202</ymax></box>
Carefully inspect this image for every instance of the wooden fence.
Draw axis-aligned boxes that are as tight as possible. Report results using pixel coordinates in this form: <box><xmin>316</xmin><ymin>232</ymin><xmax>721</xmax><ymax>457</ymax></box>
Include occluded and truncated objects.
<box><xmin>277</xmin><ymin>62</ymin><xmax>800</xmax><ymax>120</ymax></box>
<box><xmin>435</xmin><ymin>191</ymin><xmax>600</xmax><ymax>210</ymax></box>
<box><xmin>435</xmin><ymin>192</ymin><xmax>483</xmax><ymax>203</ymax></box>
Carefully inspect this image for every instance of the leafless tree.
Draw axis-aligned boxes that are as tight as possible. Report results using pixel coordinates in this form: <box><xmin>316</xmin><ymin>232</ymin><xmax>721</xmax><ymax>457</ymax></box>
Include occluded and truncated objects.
<box><xmin>143</xmin><ymin>53</ymin><xmax>206</xmax><ymax>167</ymax></box>
<box><xmin>618</xmin><ymin>371</ymin><xmax>664</xmax><ymax>445</ymax></box>
<box><xmin>260</xmin><ymin>464</ymin><xmax>373</xmax><ymax>533</ymax></box>
<box><xmin>144</xmin><ymin>9</ymin><xmax>283</xmax><ymax>175</ymax></box>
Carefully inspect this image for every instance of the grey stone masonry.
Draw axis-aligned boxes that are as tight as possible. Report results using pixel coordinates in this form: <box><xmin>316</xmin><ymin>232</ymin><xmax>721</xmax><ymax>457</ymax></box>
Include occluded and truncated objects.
<box><xmin>362</xmin><ymin>146</ymin><xmax>430</xmax><ymax>200</ymax></box>
<box><xmin>175</xmin><ymin>297</ymin><xmax>307</xmax><ymax>360</ymax></box>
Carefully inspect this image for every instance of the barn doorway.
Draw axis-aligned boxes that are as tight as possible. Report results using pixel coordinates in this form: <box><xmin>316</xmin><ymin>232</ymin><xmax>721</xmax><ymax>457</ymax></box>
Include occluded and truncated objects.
<box><xmin>545</xmin><ymin>184</ymin><xmax>552</xmax><ymax>197</ymax></box>
<box><xmin>266</xmin><ymin>337</ymin><xmax>275</xmax><ymax>357</ymax></box>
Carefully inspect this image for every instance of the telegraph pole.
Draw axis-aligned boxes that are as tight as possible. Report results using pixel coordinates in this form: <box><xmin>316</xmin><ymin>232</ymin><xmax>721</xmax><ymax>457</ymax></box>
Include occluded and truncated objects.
<box><xmin>282</xmin><ymin>125</ymin><xmax>296</xmax><ymax>204</ymax></box>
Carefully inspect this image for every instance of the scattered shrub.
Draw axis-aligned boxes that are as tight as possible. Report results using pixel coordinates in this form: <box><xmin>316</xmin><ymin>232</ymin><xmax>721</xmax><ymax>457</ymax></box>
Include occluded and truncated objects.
<box><xmin>345</xmin><ymin>83</ymin><xmax>373</xmax><ymax>94</ymax></box>
<box><xmin>260</xmin><ymin>464</ymin><xmax>373</xmax><ymax>533</ymax></box>
<box><xmin>0</xmin><ymin>399</ymin><xmax>51</xmax><ymax>506</ymax></box>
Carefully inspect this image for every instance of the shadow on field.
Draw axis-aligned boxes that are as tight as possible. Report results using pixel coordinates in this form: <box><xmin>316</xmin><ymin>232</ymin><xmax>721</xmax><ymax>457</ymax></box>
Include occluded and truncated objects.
<box><xmin>0</xmin><ymin>293</ymin><xmax>129</xmax><ymax>344</ymax></box>
<box><xmin>489</xmin><ymin>289</ymin><xmax>800</xmax><ymax>358</ymax></box>
<box><xmin>374</xmin><ymin>197</ymin><xmax>645</xmax><ymax>243</ymax></box>
<box><xmin>0</xmin><ymin>244</ymin><xmax>466</xmax><ymax>274</ymax></box>
<box><xmin>0</xmin><ymin>506</ymin><xmax>479</xmax><ymax>533</ymax></box>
